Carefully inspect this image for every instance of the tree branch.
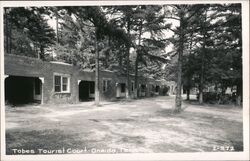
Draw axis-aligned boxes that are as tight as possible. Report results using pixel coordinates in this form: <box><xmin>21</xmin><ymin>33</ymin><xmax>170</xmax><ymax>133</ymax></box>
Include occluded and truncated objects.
<box><xmin>164</xmin><ymin>16</ymin><xmax>180</xmax><ymax>21</ymax></box>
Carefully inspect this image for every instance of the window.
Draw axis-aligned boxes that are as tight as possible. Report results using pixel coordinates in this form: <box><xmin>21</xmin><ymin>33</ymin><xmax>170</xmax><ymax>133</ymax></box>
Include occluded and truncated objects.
<box><xmin>54</xmin><ymin>74</ymin><xmax>70</xmax><ymax>93</ymax></box>
<box><xmin>54</xmin><ymin>76</ymin><xmax>61</xmax><ymax>92</ymax></box>
<box><xmin>155</xmin><ymin>86</ymin><xmax>160</xmax><ymax>92</ymax></box>
<box><xmin>62</xmin><ymin>77</ymin><xmax>68</xmax><ymax>91</ymax></box>
<box><xmin>131</xmin><ymin>81</ymin><xmax>134</xmax><ymax>92</ymax></box>
<box><xmin>103</xmin><ymin>80</ymin><xmax>106</xmax><ymax>92</ymax></box>
<box><xmin>141</xmin><ymin>84</ymin><xmax>146</xmax><ymax>92</ymax></box>
<box><xmin>103</xmin><ymin>79</ymin><xmax>111</xmax><ymax>92</ymax></box>
<box><xmin>151</xmin><ymin>84</ymin><xmax>155</xmax><ymax>91</ymax></box>
<box><xmin>121</xmin><ymin>83</ymin><xmax>126</xmax><ymax>93</ymax></box>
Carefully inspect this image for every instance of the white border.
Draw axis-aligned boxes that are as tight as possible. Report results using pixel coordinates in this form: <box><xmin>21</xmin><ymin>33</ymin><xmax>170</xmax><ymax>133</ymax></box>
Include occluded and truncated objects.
<box><xmin>0</xmin><ymin>1</ymin><xmax>249</xmax><ymax>161</ymax></box>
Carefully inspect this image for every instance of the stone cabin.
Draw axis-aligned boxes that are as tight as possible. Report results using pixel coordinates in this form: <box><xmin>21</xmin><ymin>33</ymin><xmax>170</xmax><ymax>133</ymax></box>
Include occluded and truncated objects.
<box><xmin>4</xmin><ymin>54</ymin><xmax>177</xmax><ymax>105</ymax></box>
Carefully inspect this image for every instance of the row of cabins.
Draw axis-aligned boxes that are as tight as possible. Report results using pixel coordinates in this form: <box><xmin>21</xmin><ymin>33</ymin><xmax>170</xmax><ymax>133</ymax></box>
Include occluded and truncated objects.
<box><xmin>4</xmin><ymin>54</ymin><xmax>177</xmax><ymax>105</ymax></box>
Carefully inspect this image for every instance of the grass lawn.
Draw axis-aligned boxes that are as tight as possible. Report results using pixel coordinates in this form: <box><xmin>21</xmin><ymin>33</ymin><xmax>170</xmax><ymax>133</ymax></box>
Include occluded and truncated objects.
<box><xmin>5</xmin><ymin>96</ymin><xmax>243</xmax><ymax>154</ymax></box>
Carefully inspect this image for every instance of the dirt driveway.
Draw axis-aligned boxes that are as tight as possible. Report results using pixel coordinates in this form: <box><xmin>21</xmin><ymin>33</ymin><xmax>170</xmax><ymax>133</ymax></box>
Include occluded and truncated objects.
<box><xmin>5</xmin><ymin>96</ymin><xmax>243</xmax><ymax>154</ymax></box>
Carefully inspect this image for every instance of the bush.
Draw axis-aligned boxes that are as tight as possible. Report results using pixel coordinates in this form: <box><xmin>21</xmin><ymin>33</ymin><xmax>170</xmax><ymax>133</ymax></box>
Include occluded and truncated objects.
<box><xmin>218</xmin><ymin>94</ymin><xmax>233</xmax><ymax>104</ymax></box>
<box><xmin>204</xmin><ymin>92</ymin><xmax>218</xmax><ymax>103</ymax></box>
<box><xmin>197</xmin><ymin>92</ymin><xmax>235</xmax><ymax>104</ymax></box>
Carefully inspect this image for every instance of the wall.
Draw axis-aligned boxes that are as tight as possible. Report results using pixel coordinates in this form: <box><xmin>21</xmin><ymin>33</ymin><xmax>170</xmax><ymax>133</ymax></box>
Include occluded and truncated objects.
<box><xmin>100</xmin><ymin>71</ymin><xmax>126</xmax><ymax>100</ymax></box>
<box><xmin>4</xmin><ymin>54</ymin><xmax>78</xmax><ymax>104</ymax></box>
<box><xmin>4</xmin><ymin>54</ymin><xmax>177</xmax><ymax>104</ymax></box>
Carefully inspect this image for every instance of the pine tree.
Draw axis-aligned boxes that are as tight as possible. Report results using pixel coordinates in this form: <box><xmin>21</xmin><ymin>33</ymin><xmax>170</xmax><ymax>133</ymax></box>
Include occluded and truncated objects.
<box><xmin>56</xmin><ymin>6</ymin><xmax>131</xmax><ymax>105</ymax></box>
<box><xmin>4</xmin><ymin>7</ymin><xmax>56</xmax><ymax>59</ymax></box>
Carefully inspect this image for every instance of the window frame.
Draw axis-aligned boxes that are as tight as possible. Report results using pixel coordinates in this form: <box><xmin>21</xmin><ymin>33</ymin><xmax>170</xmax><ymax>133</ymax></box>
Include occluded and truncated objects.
<box><xmin>102</xmin><ymin>78</ymin><xmax>111</xmax><ymax>92</ymax></box>
<box><xmin>53</xmin><ymin>73</ymin><xmax>70</xmax><ymax>93</ymax></box>
<box><xmin>131</xmin><ymin>81</ymin><xmax>135</xmax><ymax>92</ymax></box>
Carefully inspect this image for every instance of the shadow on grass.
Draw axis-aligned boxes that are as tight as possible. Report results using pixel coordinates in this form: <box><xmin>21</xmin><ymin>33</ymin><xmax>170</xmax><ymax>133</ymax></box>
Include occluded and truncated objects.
<box><xmin>155</xmin><ymin>109</ymin><xmax>243</xmax><ymax>152</ymax></box>
<box><xmin>116</xmin><ymin>134</ymin><xmax>145</xmax><ymax>145</ymax></box>
<box><xmin>183</xmin><ymin>100</ymin><xmax>242</xmax><ymax>109</ymax></box>
<box><xmin>155</xmin><ymin>108</ymin><xmax>179</xmax><ymax>117</ymax></box>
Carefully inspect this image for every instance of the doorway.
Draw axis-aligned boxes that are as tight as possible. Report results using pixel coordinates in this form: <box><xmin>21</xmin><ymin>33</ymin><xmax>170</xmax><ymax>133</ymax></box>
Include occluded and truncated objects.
<box><xmin>5</xmin><ymin>76</ymin><xmax>42</xmax><ymax>105</ymax></box>
<box><xmin>79</xmin><ymin>81</ymin><xmax>95</xmax><ymax>101</ymax></box>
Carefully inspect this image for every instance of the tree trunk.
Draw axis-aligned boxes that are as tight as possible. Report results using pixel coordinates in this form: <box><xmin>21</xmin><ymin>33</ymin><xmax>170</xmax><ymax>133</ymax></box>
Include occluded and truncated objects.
<box><xmin>39</xmin><ymin>46</ymin><xmax>45</xmax><ymax>60</ymax></box>
<box><xmin>218</xmin><ymin>85</ymin><xmax>226</xmax><ymax>104</ymax></box>
<box><xmin>236</xmin><ymin>81</ymin><xmax>242</xmax><ymax>106</ymax></box>
<box><xmin>4</xmin><ymin>8</ymin><xmax>8</xmax><ymax>54</ymax></box>
<box><xmin>186</xmin><ymin>31</ymin><xmax>193</xmax><ymax>101</ymax></box>
<box><xmin>199</xmin><ymin>43</ymin><xmax>205</xmax><ymax>104</ymax></box>
<box><xmin>199</xmin><ymin>10</ymin><xmax>207</xmax><ymax>105</ymax></box>
<box><xmin>174</xmin><ymin>10</ymin><xmax>184</xmax><ymax>113</ymax></box>
<box><xmin>126</xmin><ymin>20</ymin><xmax>131</xmax><ymax>99</ymax></box>
<box><xmin>126</xmin><ymin>46</ymin><xmax>131</xmax><ymax>99</ymax></box>
<box><xmin>94</xmin><ymin>30</ymin><xmax>100</xmax><ymax>106</ymax></box>
<box><xmin>134</xmin><ymin>54</ymin><xmax>139</xmax><ymax>98</ymax></box>
<box><xmin>236</xmin><ymin>94</ymin><xmax>241</xmax><ymax>106</ymax></box>
<box><xmin>186</xmin><ymin>88</ymin><xmax>190</xmax><ymax>100</ymax></box>
<box><xmin>134</xmin><ymin>20</ymin><xmax>143</xmax><ymax>99</ymax></box>
<box><xmin>175</xmin><ymin>48</ymin><xmax>183</xmax><ymax>112</ymax></box>
<box><xmin>7</xmin><ymin>9</ymin><xmax>12</xmax><ymax>54</ymax></box>
<box><xmin>56</xmin><ymin>8</ymin><xmax>59</xmax><ymax>43</ymax></box>
<box><xmin>199</xmin><ymin>72</ymin><xmax>204</xmax><ymax>104</ymax></box>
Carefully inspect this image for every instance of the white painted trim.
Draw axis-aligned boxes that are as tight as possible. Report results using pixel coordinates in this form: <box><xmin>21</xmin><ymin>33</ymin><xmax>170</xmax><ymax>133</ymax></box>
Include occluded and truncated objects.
<box><xmin>4</xmin><ymin>75</ymin><xmax>9</xmax><ymax>79</ymax></box>
<box><xmin>39</xmin><ymin>77</ymin><xmax>44</xmax><ymax>84</ymax></box>
<box><xmin>38</xmin><ymin>77</ymin><xmax>44</xmax><ymax>105</ymax></box>
<box><xmin>78</xmin><ymin>80</ymin><xmax>81</xmax><ymax>85</ymax></box>
<box><xmin>53</xmin><ymin>73</ymin><xmax>71</xmax><ymax>93</ymax></box>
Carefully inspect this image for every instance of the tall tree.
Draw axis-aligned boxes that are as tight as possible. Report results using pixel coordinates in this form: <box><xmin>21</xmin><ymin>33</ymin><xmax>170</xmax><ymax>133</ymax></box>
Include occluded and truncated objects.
<box><xmin>56</xmin><ymin>6</ymin><xmax>131</xmax><ymax>105</ymax></box>
<box><xmin>104</xmin><ymin>6</ymin><xmax>135</xmax><ymax>99</ymax></box>
<box><xmin>206</xmin><ymin>4</ymin><xmax>242</xmax><ymax>105</ymax></box>
<box><xmin>183</xmin><ymin>4</ymin><xmax>242</xmax><ymax>105</ymax></box>
<box><xmin>163</xmin><ymin>4</ymin><xmax>207</xmax><ymax>112</ymax></box>
<box><xmin>4</xmin><ymin>7</ymin><xmax>56</xmax><ymax>59</ymax></box>
<box><xmin>118</xmin><ymin>5</ymin><xmax>168</xmax><ymax>98</ymax></box>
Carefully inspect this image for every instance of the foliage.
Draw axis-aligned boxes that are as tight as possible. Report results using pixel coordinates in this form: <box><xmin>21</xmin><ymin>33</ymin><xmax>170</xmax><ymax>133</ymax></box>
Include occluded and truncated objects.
<box><xmin>4</xmin><ymin>4</ymin><xmax>242</xmax><ymax>105</ymax></box>
<box><xmin>4</xmin><ymin>7</ymin><xmax>56</xmax><ymax>59</ymax></box>
<box><xmin>164</xmin><ymin>4</ymin><xmax>242</xmax><ymax>105</ymax></box>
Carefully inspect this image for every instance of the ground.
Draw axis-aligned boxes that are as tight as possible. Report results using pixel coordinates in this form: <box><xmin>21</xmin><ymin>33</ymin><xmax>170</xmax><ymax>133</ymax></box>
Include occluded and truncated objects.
<box><xmin>5</xmin><ymin>95</ymin><xmax>243</xmax><ymax>154</ymax></box>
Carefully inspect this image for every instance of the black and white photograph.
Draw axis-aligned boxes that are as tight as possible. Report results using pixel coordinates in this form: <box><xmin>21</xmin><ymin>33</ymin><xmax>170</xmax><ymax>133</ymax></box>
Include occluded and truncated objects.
<box><xmin>0</xmin><ymin>0</ymin><xmax>249</xmax><ymax>160</ymax></box>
